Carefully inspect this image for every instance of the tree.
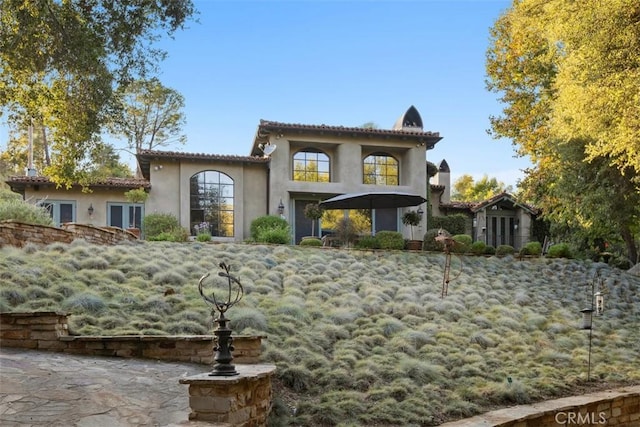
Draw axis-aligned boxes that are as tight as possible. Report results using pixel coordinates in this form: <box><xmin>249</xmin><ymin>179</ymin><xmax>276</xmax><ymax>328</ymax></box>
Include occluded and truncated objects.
<box><xmin>0</xmin><ymin>0</ymin><xmax>196</xmax><ymax>188</ymax></box>
<box><xmin>451</xmin><ymin>174</ymin><xmax>512</xmax><ymax>202</ymax></box>
<box><xmin>486</xmin><ymin>0</ymin><xmax>639</xmax><ymax>263</ymax></box>
<box><xmin>88</xmin><ymin>144</ymin><xmax>134</xmax><ymax>179</ymax></box>
<box><xmin>107</xmin><ymin>78</ymin><xmax>187</xmax><ymax>157</ymax></box>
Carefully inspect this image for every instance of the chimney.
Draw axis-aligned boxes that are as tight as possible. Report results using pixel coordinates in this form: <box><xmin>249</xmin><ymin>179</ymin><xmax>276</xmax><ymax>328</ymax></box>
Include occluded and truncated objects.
<box><xmin>434</xmin><ymin>159</ymin><xmax>451</xmax><ymax>204</ymax></box>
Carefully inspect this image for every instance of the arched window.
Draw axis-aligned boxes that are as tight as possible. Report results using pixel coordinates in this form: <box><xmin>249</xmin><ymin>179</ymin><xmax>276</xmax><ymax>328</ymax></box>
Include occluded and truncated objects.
<box><xmin>189</xmin><ymin>171</ymin><xmax>234</xmax><ymax>237</ymax></box>
<box><xmin>293</xmin><ymin>149</ymin><xmax>330</xmax><ymax>182</ymax></box>
<box><xmin>363</xmin><ymin>153</ymin><xmax>399</xmax><ymax>185</ymax></box>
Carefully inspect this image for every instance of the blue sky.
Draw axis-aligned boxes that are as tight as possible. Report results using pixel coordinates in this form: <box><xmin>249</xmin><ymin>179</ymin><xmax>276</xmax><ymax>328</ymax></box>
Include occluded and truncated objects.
<box><xmin>3</xmin><ymin>0</ymin><xmax>531</xmax><ymax>188</ymax></box>
<box><xmin>152</xmin><ymin>0</ymin><xmax>530</xmax><ymax>188</ymax></box>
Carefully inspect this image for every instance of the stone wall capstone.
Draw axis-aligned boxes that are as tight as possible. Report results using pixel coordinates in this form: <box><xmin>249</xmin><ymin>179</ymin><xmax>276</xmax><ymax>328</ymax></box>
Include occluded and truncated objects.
<box><xmin>0</xmin><ymin>220</ymin><xmax>138</xmax><ymax>247</ymax></box>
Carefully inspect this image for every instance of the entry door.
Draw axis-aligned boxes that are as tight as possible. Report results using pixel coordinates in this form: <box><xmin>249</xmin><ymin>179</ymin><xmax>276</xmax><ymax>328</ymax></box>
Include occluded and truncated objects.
<box><xmin>488</xmin><ymin>215</ymin><xmax>515</xmax><ymax>247</ymax></box>
<box><xmin>294</xmin><ymin>200</ymin><xmax>319</xmax><ymax>244</ymax></box>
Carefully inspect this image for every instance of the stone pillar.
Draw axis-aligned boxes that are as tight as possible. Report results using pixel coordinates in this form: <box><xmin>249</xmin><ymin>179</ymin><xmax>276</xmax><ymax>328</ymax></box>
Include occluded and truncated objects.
<box><xmin>179</xmin><ymin>364</ymin><xmax>276</xmax><ymax>426</ymax></box>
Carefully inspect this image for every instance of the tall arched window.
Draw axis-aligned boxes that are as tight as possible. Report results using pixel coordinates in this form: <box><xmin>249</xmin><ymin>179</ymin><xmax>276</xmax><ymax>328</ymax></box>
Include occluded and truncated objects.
<box><xmin>293</xmin><ymin>149</ymin><xmax>330</xmax><ymax>182</ymax></box>
<box><xmin>363</xmin><ymin>153</ymin><xmax>399</xmax><ymax>185</ymax></box>
<box><xmin>190</xmin><ymin>171</ymin><xmax>234</xmax><ymax>237</ymax></box>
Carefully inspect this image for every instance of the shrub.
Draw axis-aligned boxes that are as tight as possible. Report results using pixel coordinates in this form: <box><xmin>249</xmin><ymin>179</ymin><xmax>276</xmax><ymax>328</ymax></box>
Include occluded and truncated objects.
<box><xmin>484</xmin><ymin>245</ymin><xmax>496</xmax><ymax>255</ymax></box>
<box><xmin>375</xmin><ymin>231</ymin><xmax>405</xmax><ymax>250</ymax></box>
<box><xmin>334</xmin><ymin>217</ymin><xmax>358</xmax><ymax>247</ymax></box>
<box><xmin>496</xmin><ymin>245</ymin><xmax>515</xmax><ymax>256</ymax></box>
<box><xmin>250</xmin><ymin>215</ymin><xmax>288</xmax><ymax>239</ymax></box>
<box><xmin>258</xmin><ymin>227</ymin><xmax>290</xmax><ymax>244</ymax></box>
<box><xmin>300</xmin><ymin>237</ymin><xmax>321</xmax><ymax>246</ymax></box>
<box><xmin>196</xmin><ymin>232</ymin><xmax>212</xmax><ymax>242</ymax></box>
<box><xmin>471</xmin><ymin>240</ymin><xmax>487</xmax><ymax>255</ymax></box>
<box><xmin>0</xmin><ymin>198</ymin><xmax>54</xmax><ymax>226</ymax></box>
<box><xmin>547</xmin><ymin>243</ymin><xmax>572</xmax><ymax>258</ymax></box>
<box><xmin>423</xmin><ymin>229</ymin><xmax>445</xmax><ymax>251</ymax></box>
<box><xmin>143</xmin><ymin>213</ymin><xmax>180</xmax><ymax>239</ymax></box>
<box><xmin>355</xmin><ymin>235</ymin><xmax>379</xmax><ymax>249</ymax></box>
<box><xmin>430</xmin><ymin>214</ymin><xmax>467</xmax><ymax>235</ymax></box>
<box><xmin>520</xmin><ymin>241</ymin><xmax>542</xmax><ymax>256</ymax></box>
<box><xmin>452</xmin><ymin>234</ymin><xmax>472</xmax><ymax>253</ymax></box>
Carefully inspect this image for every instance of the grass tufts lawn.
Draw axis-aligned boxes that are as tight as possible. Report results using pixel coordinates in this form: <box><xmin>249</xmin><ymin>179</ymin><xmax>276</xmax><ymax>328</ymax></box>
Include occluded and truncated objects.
<box><xmin>1</xmin><ymin>241</ymin><xmax>639</xmax><ymax>425</ymax></box>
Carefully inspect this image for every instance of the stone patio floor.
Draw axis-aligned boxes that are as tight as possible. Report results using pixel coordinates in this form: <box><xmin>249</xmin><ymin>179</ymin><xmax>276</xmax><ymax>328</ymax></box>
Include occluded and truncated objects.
<box><xmin>0</xmin><ymin>347</ymin><xmax>225</xmax><ymax>427</ymax></box>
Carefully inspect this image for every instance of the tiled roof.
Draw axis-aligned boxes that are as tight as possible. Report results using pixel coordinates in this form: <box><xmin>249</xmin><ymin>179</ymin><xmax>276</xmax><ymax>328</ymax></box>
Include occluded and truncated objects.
<box><xmin>136</xmin><ymin>150</ymin><xmax>269</xmax><ymax>180</ymax></box>
<box><xmin>258</xmin><ymin>119</ymin><xmax>441</xmax><ymax>138</ymax></box>
<box><xmin>439</xmin><ymin>192</ymin><xmax>538</xmax><ymax>214</ymax></box>
<box><xmin>440</xmin><ymin>201</ymin><xmax>477</xmax><ymax>210</ymax></box>
<box><xmin>6</xmin><ymin>176</ymin><xmax>150</xmax><ymax>189</ymax></box>
<box><xmin>137</xmin><ymin>149</ymin><xmax>269</xmax><ymax>163</ymax></box>
<box><xmin>471</xmin><ymin>192</ymin><xmax>538</xmax><ymax>214</ymax></box>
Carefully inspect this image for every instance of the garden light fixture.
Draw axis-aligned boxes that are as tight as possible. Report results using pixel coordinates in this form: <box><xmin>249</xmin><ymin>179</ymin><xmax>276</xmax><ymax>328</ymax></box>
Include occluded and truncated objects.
<box><xmin>580</xmin><ymin>271</ymin><xmax>606</xmax><ymax>381</ymax></box>
<box><xmin>198</xmin><ymin>262</ymin><xmax>244</xmax><ymax>376</ymax></box>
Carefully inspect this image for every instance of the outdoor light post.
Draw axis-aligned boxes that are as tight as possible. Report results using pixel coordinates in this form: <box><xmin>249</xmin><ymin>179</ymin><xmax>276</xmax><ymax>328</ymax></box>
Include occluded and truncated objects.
<box><xmin>199</xmin><ymin>262</ymin><xmax>244</xmax><ymax>376</ymax></box>
<box><xmin>580</xmin><ymin>272</ymin><xmax>605</xmax><ymax>381</ymax></box>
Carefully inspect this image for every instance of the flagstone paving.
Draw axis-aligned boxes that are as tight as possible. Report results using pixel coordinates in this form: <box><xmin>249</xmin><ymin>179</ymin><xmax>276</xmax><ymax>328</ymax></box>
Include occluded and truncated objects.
<box><xmin>0</xmin><ymin>347</ymin><xmax>224</xmax><ymax>427</ymax></box>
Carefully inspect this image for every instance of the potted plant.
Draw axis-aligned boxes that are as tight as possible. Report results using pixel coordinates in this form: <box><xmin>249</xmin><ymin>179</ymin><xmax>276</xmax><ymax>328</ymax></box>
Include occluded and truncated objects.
<box><xmin>303</xmin><ymin>203</ymin><xmax>324</xmax><ymax>238</ymax></box>
<box><xmin>402</xmin><ymin>210</ymin><xmax>422</xmax><ymax>250</ymax></box>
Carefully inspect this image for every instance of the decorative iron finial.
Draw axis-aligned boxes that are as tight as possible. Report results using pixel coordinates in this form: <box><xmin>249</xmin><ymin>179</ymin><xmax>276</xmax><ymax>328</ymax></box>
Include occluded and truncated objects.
<box><xmin>199</xmin><ymin>262</ymin><xmax>244</xmax><ymax>315</ymax></box>
<box><xmin>198</xmin><ymin>262</ymin><xmax>244</xmax><ymax>376</ymax></box>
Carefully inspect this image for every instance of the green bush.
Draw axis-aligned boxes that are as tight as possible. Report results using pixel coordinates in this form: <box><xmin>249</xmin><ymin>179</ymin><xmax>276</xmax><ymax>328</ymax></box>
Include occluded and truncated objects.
<box><xmin>520</xmin><ymin>241</ymin><xmax>542</xmax><ymax>256</ymax></box>
<box><xmin>355</xmin><ymin>235</ymin><xmax>379</xmax><ymax>249</ymax></box>
<box><xmin>143</xmin><ymin>213</ymin><xmax>180</xmax><ymax>239</ymax></box>
<box><xmin>258</xmin><ymin>227</ymin><xmax>290</xmax><ymax>244</ymax></box>
<box><xmin>147</xmin><ymin>228</ymin><xmax>189</xmax><ymax>242</ymax></box>
<box><xmin>484</xmin><ymin>245</ymin><xmax>496</xmax><ymax>255</ymax></box>
<box><xmin>430</xmin><ymin>214</ymin><xmax>467</xmax><ymax>235</ymax></box>
<box><xmin>0</xmin><ymin>198</ymin><xmax>54</xmax><ymax>226</ymax></box>
<box><xmin>496</xmin><ymin>245</ymin><xmax>515</xmax><ymax>256</ymax></box>
<box><xmin>375</xmin><ymin>231</ymin><xmax>405</xmax><ymax>250</ymax></box>
<box><xmin>250</xmin><ymin>215</ymin><xmax>288</xmax><ymax>239</ymax></box>
<box><xmin>423</xmin><ymin>229</ymin><xmax>445</xmax><ymax>251</ymax></box>
<box><xmin>300</xmin><ymin>237</ymin><xmax>322</xmax><ymax>246</ymax></box>
<box><xmin>547</xmin><ymin>243</ymin><xmax>572</xmax><ymax>258</ymax></box>
<box><xmin>196</xmin><ymin>232</ymin><xmax>212</xmax><ymax>242</ymax></box>
<box><xmin>452</xmin><ymin>234</ymin><xmax>472</xmax><ymax>253</ymax></box>
<box><xmin>471</xmin><ymin>241</ymin><xmax>487</xmax><ymax>255</ymax></box>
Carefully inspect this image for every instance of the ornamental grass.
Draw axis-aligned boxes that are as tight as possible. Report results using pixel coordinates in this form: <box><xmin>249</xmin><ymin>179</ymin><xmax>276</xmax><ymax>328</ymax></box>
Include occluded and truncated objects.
<box><xmin>0</xmin><ymin>241</ymin><xmax>639</xmax><ymax>425</ymax></box>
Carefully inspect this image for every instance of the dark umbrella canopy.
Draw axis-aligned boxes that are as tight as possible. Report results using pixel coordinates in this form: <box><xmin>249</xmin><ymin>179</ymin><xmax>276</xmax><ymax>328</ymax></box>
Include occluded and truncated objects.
<box><xmin>319</xmin><ymin>191</ymin><xmax>427</xmax><ymax>210</ymax></box>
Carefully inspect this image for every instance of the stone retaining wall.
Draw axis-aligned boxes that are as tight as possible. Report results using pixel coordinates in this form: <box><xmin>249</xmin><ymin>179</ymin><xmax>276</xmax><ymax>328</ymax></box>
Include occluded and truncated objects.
<box><xmin>440</xmin><ymin>385</ymin><xmax>640</xmax><ymax>427</ymax></box>
<box><xmin>0</xmin><ymin>220</ymin><xmax>138</xmax><ymax>247</ymax></box>
<box><xmin>0</xmin><ymin>311</ymin><xmax>263</xmax><ymax>365</ymax></box>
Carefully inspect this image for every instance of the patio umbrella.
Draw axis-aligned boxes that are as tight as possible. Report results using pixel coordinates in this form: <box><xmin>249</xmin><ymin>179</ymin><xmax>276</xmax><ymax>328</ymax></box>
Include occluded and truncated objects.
<box><xmin>319</xmin><ymin>191</ymin><xmax>427</xmax><ymax>210</ymax></box>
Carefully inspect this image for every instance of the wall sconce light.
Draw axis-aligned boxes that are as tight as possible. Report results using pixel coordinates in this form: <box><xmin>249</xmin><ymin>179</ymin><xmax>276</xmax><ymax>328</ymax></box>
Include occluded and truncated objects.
<box><xmin>473</xmin><ymin>217</ymin><xmax>478</xmax><ymax>228</ymax></box>
<box><xmin>514</xmin><ymin>218</ymin><xmax>520</xmax><ymax>230</ymax></box>
<box><xmin>417</xmin><ymin>206</ymin><xmax>424</xmax><ymax>219</ymax></box>
<box><xmin>277</xmin><ymin>199</ymin><xmax>285</xmax><ymax>216</ymax></box>
<box><xmin>88</xmin><ymin>204</ymin><xmax>94</xmax><ymax>216</ymax></box>
<box><xmin>153</xmin><ymin>165</ymin><xmax>163</xmax><ymax>171</ymax></box>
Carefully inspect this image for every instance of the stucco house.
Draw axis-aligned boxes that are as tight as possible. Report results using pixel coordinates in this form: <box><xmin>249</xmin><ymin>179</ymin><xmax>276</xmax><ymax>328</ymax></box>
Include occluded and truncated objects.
<box><xmin>6</xmin><ymin>106</ymin><xmax>444</xmax><ymax>244</ymax></box>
